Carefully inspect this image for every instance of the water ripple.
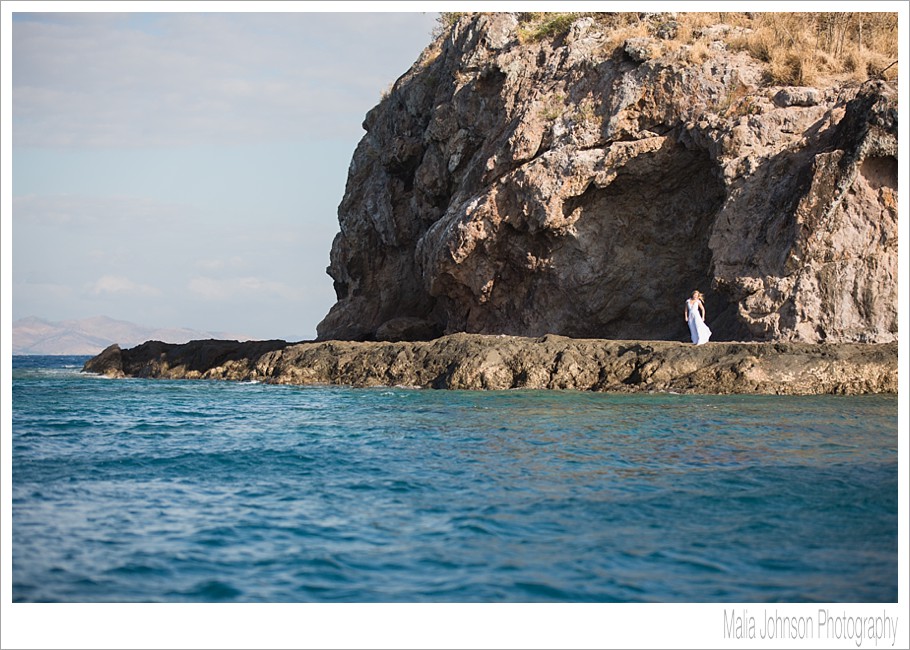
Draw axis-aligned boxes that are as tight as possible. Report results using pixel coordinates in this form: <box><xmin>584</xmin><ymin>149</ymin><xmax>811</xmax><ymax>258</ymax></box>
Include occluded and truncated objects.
<box><xmin>11</xmin><ymin>357</ymin><xmax>898</xmax><ymax>602</ymax></box>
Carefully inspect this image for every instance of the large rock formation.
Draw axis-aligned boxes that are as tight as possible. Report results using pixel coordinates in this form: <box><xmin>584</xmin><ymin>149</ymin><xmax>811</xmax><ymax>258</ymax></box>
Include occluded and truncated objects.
<box><xmin>317</xmin><ymin>13</ymin><xmax>897</xmax><ymax>344</ymax></box>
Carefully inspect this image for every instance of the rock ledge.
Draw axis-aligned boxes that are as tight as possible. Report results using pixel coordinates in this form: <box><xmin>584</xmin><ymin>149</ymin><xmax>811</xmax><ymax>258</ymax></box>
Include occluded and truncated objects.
<box><xmin>83</xmin><ymin>335</ymin><xmax>896</xmax><ymax>395</ymax></box>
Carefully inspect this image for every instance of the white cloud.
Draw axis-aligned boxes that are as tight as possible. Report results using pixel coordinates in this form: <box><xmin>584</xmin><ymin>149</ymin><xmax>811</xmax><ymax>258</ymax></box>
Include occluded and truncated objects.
<box><xmin>188</xmin><ymin>275</ymin><xmax>304</xmax><ymax>302</ymax></box>
<box><xmin>195</xmin><ymin>256</ymin><xmax>248</xmax><ymax>272</ymax></box>
<box><xmin>90</xmin><ymin>274</ymin><xmax>162</xmax><ymax>297</ymax></box>
<box><xmin>236</xmin><ymin>277</ymin><xmax>304</xmax><ymax>301</ymax></box>
<box><xmin>186</xmin><ymin>275</ymin><xmax>230</xmax><ymax>301</ymax></box>
<box><xmin>13</xmin><ymin>193</ymin><xmax>189</xmax><ymax>227</ymax></box>
<box><xmin>14</xmin><ymin>279</ymin><xmax>74</xmax><ymax>301</ymax></box>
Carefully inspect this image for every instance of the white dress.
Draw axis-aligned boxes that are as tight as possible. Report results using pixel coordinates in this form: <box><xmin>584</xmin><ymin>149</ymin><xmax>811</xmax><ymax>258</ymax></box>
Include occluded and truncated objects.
<box><xmin>687</xmin><ymin>299</ymin><xmax>712</xmax><ymax>345</ymax></box>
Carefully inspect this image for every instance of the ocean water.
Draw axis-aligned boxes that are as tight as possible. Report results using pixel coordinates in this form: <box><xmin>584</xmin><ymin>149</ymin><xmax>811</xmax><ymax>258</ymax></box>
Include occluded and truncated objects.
<box><xmin>11</xmin><ymin>355</ymin><xmax>898</xmax><ymax>603</ymax></box>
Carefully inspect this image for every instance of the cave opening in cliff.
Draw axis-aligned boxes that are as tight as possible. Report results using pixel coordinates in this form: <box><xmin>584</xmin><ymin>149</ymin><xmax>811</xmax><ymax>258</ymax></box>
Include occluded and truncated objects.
<box><xmin>544</xmin><ymin>140</ymin><xmax>739</xmax><ymax>341</ymax></box>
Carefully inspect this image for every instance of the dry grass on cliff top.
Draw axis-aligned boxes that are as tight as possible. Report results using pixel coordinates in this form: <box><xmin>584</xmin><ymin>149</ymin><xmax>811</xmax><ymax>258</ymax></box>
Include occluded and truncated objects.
<box><xmin>438</xmin><ymin>12</ymin><xmax>898</xmax><ymax>86</ymax></box>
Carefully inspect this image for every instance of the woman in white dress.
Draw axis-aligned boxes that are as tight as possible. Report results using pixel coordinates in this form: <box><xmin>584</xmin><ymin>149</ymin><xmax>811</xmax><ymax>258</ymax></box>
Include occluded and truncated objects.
<box><xmin>685</xmin><ymin>290</ymin><xmax>712</xmax><ymax>345</ymax></box>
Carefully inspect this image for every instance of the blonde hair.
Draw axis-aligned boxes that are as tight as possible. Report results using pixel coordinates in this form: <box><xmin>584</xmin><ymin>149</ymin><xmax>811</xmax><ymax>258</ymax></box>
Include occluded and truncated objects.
<box><xmin>692</xmin><ymin>290</ymin><xmax>704</xmax><ymax>301</ymax></box>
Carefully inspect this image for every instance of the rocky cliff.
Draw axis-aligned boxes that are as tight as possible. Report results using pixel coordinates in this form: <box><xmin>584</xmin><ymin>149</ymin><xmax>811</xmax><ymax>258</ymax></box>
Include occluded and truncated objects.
<box><xmin>317</xmin><ymin>12</ymin><xmax>897</xmax><ymax>344</ymax></box>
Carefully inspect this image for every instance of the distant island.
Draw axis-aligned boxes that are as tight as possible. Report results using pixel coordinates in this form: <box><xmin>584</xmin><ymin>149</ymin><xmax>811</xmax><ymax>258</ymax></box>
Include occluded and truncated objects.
<box><xmin>12</xmin><ymin>316</ymin><xmax>251</xmax><ymax>355</ymax></box>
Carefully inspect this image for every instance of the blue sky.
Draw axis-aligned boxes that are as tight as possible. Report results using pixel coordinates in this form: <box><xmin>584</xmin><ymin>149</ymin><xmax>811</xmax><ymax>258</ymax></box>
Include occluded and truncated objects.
<box><xmin>7</xmin><ymin>7</ymin><xmax>440</xmax><ymax>340</ymax></box>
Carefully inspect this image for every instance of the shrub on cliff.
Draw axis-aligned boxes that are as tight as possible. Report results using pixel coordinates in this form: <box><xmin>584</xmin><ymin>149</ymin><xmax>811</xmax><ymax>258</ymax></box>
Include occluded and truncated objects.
<box><xmin>435</xmin><ymin>11</ymin><xmax>898</xmax><ymax>85</ymax></box>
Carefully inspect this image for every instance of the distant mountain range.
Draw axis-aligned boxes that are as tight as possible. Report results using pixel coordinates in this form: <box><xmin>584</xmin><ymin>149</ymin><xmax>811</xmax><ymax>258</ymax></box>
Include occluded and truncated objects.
<box><xmin>12</xmin><ymin>316</ymin><xmax>253</xmax><ymax>355</ymax></box>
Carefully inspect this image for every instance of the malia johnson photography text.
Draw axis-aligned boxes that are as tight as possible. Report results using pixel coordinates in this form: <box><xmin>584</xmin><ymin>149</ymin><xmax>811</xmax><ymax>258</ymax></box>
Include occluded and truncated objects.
<box><xmin>724</xmin><ymin>609</ymin><xmax>899</xmax><ymax>646</ymax></box>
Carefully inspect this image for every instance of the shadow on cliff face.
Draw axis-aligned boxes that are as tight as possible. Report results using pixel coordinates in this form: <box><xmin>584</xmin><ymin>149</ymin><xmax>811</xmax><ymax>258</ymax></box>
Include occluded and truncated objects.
<box><xmin>556</xmin><ymin>139</ymin><xmax>733</xmax><ymax>340</ymax></box>
<box><xmin>466</xmin><ymin>137</ymin><xmax>742</xmax><ymax>342</ymax></box>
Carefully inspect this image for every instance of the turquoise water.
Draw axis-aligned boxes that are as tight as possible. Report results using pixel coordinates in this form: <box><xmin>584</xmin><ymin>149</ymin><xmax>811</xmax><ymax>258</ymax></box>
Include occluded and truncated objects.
<box><xmin>12</xmin><ymin>355</ymin><xmax>898</xmax><ymax>602</ymax></box>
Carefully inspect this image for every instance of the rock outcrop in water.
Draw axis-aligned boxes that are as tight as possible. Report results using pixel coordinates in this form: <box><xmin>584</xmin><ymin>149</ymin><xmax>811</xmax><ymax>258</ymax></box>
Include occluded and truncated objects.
<box><xmin>83</xmin><ymin>336</ymin><xmax>897</xmax><ymax>395</ymax></box>
<box><xmin>317</xmin><ymin>13</ymin><xmax>898</xmax><ymax>344</ymax></box>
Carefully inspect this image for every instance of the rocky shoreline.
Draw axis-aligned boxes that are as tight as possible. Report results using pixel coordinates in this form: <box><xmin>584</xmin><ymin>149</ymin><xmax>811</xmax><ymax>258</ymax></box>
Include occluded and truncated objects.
<box><xmin>82</xmin><ymin>334</ymin><xmax>897</xmax><ymax>395</ymax></box>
